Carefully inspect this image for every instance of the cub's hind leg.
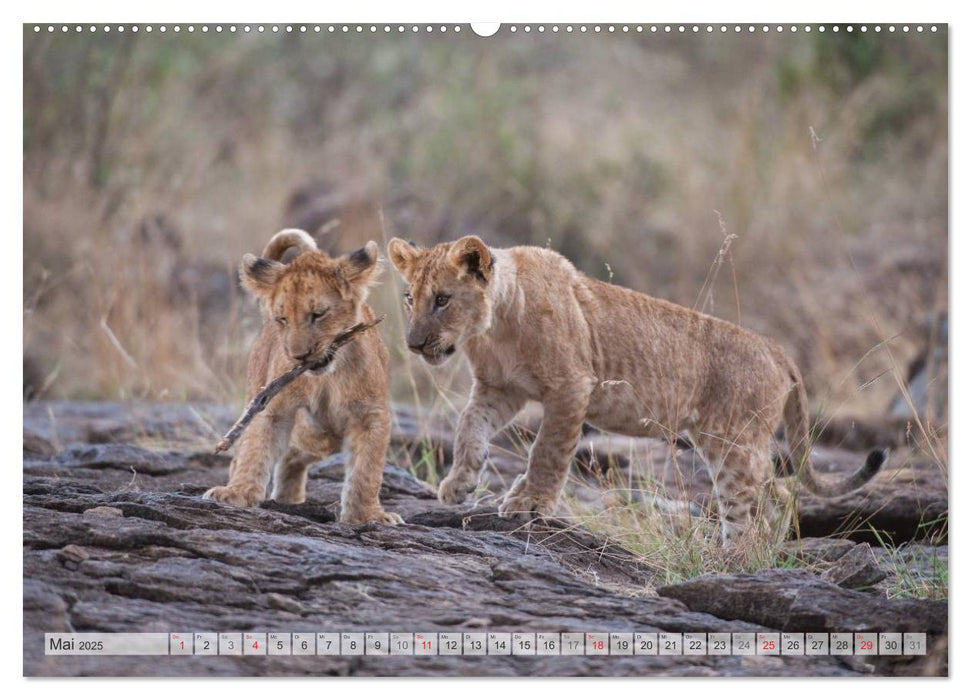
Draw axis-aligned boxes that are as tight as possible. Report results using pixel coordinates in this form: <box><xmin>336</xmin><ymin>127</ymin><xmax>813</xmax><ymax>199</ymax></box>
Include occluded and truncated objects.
<box><xmin>272</xmin><ymin>413</ymin><xmax>340</xmax><ymax>504</ymax></box>
<box><xmin>272</xmin><ymin>448</ymin><xmax>323</xmax><ymax>504</ymax></box>
<box><xmin>697</xmin><ymin>435</ymin><xmax>776</xmax><ymax>546</ymax></box>
<box><xmin>765</xmin><ymin>479</ymin><xmax>794</xmax><ymax>545</ymax></box>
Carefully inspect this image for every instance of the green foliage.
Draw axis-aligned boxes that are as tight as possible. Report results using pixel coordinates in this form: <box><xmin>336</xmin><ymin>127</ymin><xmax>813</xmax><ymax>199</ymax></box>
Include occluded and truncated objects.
<box><xmin>775</xmin><ymin>30</ymin><xmax>947</xmax><ymax>161</ymax></box>
<box><xmin>814</xmin><ymin>32</ymin><xmax>889</xmax><ymax>89</ymax></box>
<box><xmin>868</xmin><ymin>526</ymin><xmax>948</xmax><ymax>600</ymax></box>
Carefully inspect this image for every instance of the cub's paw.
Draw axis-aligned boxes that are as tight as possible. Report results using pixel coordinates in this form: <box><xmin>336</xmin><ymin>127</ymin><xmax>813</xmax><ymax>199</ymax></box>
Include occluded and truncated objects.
<box><xmin>342</xmin><ymin>509</ymin><xmax>405</xmax><ymax>526</ymax></box>
<box><xmin>374</xmin><ymin>510</ymin><xmax>405</xmax><ymax>526</ymax></box>
<box><xmin>497</xmin><ymin>490</ymin><xmax>557</xmax><ymax>520</ymax></box>
<box><xmin>437</xmin><ymin>471</ymin><xmax>478</xmax><ymax>505</ymax></box>
<box><xmin>269</xmin><ymin>487</ymin><xmax>307</xmax><ymax>505</ymax></box>
<box><xmin>202</xmin><ymin>485</ymin><xmax>263</xmax><ymax>507</ymax></box>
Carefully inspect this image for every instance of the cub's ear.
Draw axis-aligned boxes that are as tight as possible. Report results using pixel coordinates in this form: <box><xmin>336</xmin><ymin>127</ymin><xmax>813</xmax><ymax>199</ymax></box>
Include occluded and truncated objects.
<box><xmin>240</xmin><ymin>254</ymin><xmax>285</xmax><ymax>297</ymax></box>
<box><xmin>387</xmin><ymin>238</ymin><xmax>420</xmax><ymax>278</ymax></box>
<box><xmin>338</xmin><ymin>241</ymin><xmax>381</xmax><ymax>291</ymax></box>
<box><xmin>448</xmin><ymin>236</ymin><xmax>492</xmax><ymax>284</ymax></box>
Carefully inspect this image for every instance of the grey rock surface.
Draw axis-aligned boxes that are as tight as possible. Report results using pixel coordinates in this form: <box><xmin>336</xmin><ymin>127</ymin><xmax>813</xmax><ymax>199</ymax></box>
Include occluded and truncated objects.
<box><xmin>657</xmin><ymin>569</ymin><xmax>946</xmax><ymax>676</ymax></box>
<box><xmin>819</xmin><ymin>544</ymin><xmax>888</xmax><ymax>589</ymax></box>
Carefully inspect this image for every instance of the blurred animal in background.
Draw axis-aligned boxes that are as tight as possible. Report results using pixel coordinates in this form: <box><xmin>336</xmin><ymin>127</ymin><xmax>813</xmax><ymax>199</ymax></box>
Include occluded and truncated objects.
<box><xmin>889</xmin><ymin>311</ymin><xmax>948</xmax><ymax>425</ymax></box>
<box><xmin>282</xmin><ymin>181</ymin><xmax>442</xmax><ymax>255</ymax></box>
<box><xmin>134</xmin><ymin>215</ymin><xmax>237</xmax><ymax>327</ymax></box>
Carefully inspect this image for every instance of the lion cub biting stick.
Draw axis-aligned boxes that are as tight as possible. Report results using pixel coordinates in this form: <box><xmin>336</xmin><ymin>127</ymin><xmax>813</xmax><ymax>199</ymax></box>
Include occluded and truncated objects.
<box><xmin>388</xmin><ymin>236</ymin><xmax>884</xmax><ymax>542</ymax></box>
<box><xmin>204</xmin><ymin>229</ymin><xmax>402</xmax><ymax>525</ymax></box>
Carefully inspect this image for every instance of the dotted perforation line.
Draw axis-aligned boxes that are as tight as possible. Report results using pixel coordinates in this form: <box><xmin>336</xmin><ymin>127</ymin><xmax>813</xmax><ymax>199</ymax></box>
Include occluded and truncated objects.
<box><xmin>30</xmin><ymin>24</ymin><xmax>466</xmax><ymax>34</ymax></box>
<box><xmin>508</xmin><ymin>24</ymin><xmax>939</xmax><ymax>34</ymax></box>
<box><xmin>31</xmin><ymin>24</ymin><xmax>941</xmax><ymax>35</ymax></box>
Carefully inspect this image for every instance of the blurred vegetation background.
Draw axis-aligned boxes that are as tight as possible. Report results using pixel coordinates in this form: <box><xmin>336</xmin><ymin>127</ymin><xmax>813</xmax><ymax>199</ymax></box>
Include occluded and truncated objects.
<box><xmin>23</xmin><ymin>27</ymin><xmax>947</xmax><ymax>431</ymax></box>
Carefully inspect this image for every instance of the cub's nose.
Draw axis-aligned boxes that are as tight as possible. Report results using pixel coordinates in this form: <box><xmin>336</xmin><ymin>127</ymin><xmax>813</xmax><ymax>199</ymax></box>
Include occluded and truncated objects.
<box><xmin>290</xmin><ymin>349</ymin><xmax>314</xmax><ymax>362</ymax></box>
<box><xmin>407</xmin><ymin>334</ymin><xmax>429</xmax><ymax>355</ymax></box>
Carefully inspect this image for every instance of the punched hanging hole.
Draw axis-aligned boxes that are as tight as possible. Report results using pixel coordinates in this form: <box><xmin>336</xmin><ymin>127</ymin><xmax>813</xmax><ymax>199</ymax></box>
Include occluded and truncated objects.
<box><xmin>471</xmin><ymin>23</ymin><xmax>501</xmax><ymax>37</ymax></box>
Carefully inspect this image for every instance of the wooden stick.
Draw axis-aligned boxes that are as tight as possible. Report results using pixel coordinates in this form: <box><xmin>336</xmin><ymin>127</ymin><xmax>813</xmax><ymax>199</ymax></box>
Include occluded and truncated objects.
<box><xmin>214</xmin><ymin>316</ymin><xmax>384</xmax><ymax>454</ymax></box>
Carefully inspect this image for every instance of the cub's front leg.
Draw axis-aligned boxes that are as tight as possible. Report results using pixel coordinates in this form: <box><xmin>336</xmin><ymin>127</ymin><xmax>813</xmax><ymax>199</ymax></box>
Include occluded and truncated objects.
<box><xmin>204</xmin><ymin>411</ymin><xmax>294</xmax><ymax>507</ymax></box>
<box><xmin>439</xmin><ymin>383</ymin><xmax>526</xmax><ymax>505</ymax></box>
<box><xmin>498</xmin><ymin>384</ymin><xmax>590</xmax><ymax>519</ymax></box>
<box><xmin>341</xmin><ymin>411</ymin><xmax>403</xmax><ymax>525</ymax></box>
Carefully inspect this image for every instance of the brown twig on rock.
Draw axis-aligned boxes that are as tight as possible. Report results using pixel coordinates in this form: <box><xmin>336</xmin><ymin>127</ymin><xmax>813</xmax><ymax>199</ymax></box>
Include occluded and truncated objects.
<box><xmin>214</xmin><ymin>316</ymin><xmax>384</xmax><ymax>454</ymax></box>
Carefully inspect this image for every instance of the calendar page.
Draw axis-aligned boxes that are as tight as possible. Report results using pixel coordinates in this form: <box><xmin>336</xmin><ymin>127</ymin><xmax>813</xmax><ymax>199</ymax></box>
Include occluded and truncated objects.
<box><xmin>22</xmin><ymin>18</ymin><xmax>948</xmax><ymax>679</ymax></box>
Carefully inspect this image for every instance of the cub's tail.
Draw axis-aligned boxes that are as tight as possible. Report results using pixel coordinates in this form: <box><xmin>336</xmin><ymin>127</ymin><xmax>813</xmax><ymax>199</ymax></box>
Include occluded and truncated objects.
<box><xmin>779</xmin><ymin>360</ymin><xmax>887</xmax><ymax>497</ymax></box>
<box><xmin>261</xmin><ymin>228</ymin><xmax>318</xmax><ymax>261</ymax></box>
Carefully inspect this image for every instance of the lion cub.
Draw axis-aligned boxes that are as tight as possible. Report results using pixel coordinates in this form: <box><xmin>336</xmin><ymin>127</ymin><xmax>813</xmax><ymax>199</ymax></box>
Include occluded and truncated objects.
<box><xmin>204</xmin><ymin>229</ymin><xmax>402</xmax><ymax>526</ymax></box>
<box><xmin>388</xmin><ymin>236</ymin><xmax>884</xmax><ymax>543</ymax></box>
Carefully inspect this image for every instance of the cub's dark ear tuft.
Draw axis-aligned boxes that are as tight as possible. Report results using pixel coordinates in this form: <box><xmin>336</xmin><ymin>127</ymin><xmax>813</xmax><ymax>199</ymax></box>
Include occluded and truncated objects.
<box><xmin>339</xmin><ymin>241</ymin><xmax>381</xmax><ymax>292</ymax></box>
<box><xmin>387</xmin><ymin>238</ymin><xmax>421</xmax><ymax>278</ymax></box>
<box><xmin>348</xmin><ymin>243</ymin><xmax>375</xmax><ymax>269</ymax></box>
<box><xmin>240</xmin><ymin>254</ymin><xmax>285</xmax><ymax>296</ymax></box>
<box><xmin>448</xmin><ymin>235</ymin><xmax>493</xmax><ymax>284</ymax></box>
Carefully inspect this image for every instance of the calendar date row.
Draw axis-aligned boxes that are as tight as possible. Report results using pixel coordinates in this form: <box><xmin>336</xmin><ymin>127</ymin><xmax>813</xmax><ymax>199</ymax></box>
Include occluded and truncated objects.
<box><xmin>46</xmin><ymin>632</ymin><xmax>928</xmax><ymax>657</ymax></box>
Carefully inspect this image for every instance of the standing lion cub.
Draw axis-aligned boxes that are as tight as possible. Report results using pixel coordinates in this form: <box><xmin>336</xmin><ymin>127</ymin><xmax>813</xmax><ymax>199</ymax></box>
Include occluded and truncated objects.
<box><xmin>388</xmin><ymin>236</ymin><xmax>885</xmax><ymax>542</ymax></box>
<box><xmin>204</xmin><ymin>229</ymin><xmax>402</xmax><ymax>525</ymax></box>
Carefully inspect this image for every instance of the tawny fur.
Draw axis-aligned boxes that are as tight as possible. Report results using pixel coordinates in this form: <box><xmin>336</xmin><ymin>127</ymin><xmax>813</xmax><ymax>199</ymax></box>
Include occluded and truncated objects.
<box><xmin>388</xmin><ymin>236</ymin><xmax>884</xmax><ymax>542</ymax></box>
<box><xmin>203</xmin><ymin>231</ymin><xmax>402</xmax><ymax>526</ymax></box>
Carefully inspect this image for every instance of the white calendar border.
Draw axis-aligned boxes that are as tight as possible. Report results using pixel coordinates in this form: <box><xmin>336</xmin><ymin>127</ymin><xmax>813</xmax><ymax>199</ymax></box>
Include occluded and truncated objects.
<box><xmin>7</xmin><ymin>0</ymin><xmax>961</xmax><ymax>696</ymax></box>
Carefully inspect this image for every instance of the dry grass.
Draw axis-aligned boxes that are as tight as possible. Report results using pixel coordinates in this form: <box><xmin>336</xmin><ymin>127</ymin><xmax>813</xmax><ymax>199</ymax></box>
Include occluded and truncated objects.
<box><xmin>560</xmin><ymin>467</ymin><xmax>790</xmax><ymax>587</ymax></box>
<box><xmin>24</xmin><ymin>31</ymin><xmax>946</xmax><ymax>414</ymax></box>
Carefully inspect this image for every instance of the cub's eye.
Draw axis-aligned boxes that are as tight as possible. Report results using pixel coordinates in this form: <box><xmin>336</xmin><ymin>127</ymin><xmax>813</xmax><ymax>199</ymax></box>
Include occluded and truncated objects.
<box><xmin>310</xmin><ymin>309</ymin><xmax>328</xmax><ymax>322</ymax></box>
<box><xmin>275</xmin><ymin>317</ymin><xmax>288</xmax><ymax>327</ymax></box>
<box><xmin>434</xmin><ymin>294</ymin><xmax>451</xmax><ymax>309</ymax></box>
<box><xmin>403</xmin><ymin>293</ymin><xmax>413</xmax><ymax>306</ymax></box>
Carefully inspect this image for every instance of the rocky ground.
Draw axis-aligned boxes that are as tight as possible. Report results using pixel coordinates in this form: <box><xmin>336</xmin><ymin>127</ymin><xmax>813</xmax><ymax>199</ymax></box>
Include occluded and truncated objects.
<box><xmin>23</xmin><ymin>401</ymin><xmax>947</xmax><ymax>677</ymax></box>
